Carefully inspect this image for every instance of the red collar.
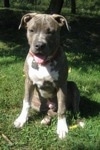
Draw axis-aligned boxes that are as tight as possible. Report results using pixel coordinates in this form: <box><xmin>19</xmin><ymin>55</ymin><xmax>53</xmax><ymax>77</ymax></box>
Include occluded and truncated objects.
<box><xmin>29</xmin><ymin>49</ymin><xmax>58</xmax><ymax>65</ymax></box>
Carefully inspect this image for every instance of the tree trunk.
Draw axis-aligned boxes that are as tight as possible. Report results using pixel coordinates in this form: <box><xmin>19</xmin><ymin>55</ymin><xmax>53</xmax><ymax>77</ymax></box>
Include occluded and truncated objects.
<box><xmin>46</xmin><ymin>0</ymin><xmax>64</xmax><ymax>14</ymax></box>
<box><xmin>4</xmin><ymin>0</ymin><xmax>10</xmax><ymax>7</ymax></box>
<box><xmin>71</xmin><ymin>0</ymin><xmax>76</xmax><ymax>14</ymax></box>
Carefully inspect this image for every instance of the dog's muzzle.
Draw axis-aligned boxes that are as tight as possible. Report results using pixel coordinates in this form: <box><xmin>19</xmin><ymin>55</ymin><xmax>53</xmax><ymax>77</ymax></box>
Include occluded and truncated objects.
<box><xmin>29</xmin><ymin>48</ymin><xmax>58</xmax><ymax>65</ymax></box>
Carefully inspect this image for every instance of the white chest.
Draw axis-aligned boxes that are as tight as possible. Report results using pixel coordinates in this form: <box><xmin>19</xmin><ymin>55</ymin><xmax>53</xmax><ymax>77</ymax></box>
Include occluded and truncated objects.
<box><xmin>27</xmin><ymin>57</ymin><xmax>59</xmax><ymax>86</ymax></box>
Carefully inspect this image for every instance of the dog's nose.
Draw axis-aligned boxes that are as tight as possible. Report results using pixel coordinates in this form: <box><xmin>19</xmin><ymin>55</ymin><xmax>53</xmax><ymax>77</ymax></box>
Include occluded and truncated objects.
<box><xmin>35</xmin><ymin>42</ymin><xmax>46</xmax><ymax>50</ymax></box>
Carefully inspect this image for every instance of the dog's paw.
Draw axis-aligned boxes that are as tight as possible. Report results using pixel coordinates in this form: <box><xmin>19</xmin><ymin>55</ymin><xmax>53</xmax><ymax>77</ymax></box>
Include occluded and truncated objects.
<box><xmin>57</xmin><ymin>117</ymin><xmax>68</xmax><ymax>139</ymax></box>
<box><xmin>14</xmin><ymin>116</ymin><xmax>27</xmax><ymax>128</ymax></box>
<box><xmin>41</xmin><ymin>116</ymin><xmax>51</xmax><ymax>125</ymax></box>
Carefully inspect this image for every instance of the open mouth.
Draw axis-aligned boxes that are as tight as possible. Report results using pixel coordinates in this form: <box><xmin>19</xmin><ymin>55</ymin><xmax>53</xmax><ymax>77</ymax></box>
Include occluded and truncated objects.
<box><xmin>33</xmin><ymin>53</ymin><xmax>46</xmax><ymax>64</ymax></box>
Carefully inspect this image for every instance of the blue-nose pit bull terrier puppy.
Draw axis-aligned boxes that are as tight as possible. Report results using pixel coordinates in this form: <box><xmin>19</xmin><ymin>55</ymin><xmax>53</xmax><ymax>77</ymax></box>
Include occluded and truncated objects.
<box><xmin>14</xmin><ymin>13</ymin><xmax>80</xmax><ymax>139</ymax></box>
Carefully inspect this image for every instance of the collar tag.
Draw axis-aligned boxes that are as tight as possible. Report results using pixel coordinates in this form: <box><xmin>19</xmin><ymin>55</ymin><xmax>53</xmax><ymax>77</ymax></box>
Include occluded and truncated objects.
<box><xmin>32</xmin><ymin>60</ymin><xmax>39</xmax><ymax>70</ymax></box>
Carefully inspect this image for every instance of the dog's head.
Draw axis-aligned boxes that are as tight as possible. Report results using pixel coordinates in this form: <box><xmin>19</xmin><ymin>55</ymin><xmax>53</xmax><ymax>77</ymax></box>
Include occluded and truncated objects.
<box><xmin>19</xmin><ymin>13</ymin><xmax>69</xmax><ymax>64</ymax></box>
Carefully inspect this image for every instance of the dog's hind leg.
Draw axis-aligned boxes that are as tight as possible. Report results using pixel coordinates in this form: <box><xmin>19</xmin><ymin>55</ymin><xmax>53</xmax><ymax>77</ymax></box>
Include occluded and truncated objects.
<box><xmin>67</xmin><ymin>81</ymin><xmax>85</xmax><ymax>128</ymax></box>
<box><xmin>14</xmin><ymin>78</ymin><xmax>33</xmax><ymax>128</ymax></box>
<box><xmin>72</xmin><ymin>82</ymin><xmax>80</xmax><ymax>118</ymax></box>
<box><xmin>67</xmin><ymin>81</ymin><xmax>80</xmax><ymax>117</ymax></box>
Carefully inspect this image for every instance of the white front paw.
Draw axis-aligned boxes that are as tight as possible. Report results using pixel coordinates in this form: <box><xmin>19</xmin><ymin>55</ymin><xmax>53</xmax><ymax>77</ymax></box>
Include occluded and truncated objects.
<box><xmin>57</xmin><ymin>117</ymin><xmax>68</xmax><ymax>139</ymax></box>
<box><xmin>14</xmin><ymin>116</ymin><xmax>27</xmax><ymax>128</ymax></box>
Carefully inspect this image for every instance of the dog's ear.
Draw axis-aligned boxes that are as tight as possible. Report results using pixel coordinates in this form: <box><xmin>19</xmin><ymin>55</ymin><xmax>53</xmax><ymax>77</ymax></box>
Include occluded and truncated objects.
<box><xmin>52</xmin><ymin>14</ymin><xmax>69</xmax><ymax>31</ymax></box>
<box><xmin>19</xmin><ymin>13</ymin><xmax>37</xmax><ymax>29</ymax></box>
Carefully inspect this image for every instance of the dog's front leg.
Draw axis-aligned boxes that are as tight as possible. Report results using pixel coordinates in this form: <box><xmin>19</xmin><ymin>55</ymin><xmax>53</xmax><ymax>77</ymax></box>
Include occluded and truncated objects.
<box><xmin>57</xmin><ymin>84</ymin><xmax>68</xmax><ymax>139</ymax></box>
<box><xmin>14</xmin><ymin>78</ymin><xmax>33</xmax><ymax>128</ymax></box>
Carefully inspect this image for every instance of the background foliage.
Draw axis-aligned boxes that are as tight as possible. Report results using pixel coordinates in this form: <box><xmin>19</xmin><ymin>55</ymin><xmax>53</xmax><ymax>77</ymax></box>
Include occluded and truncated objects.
<box><xmin>0</xmin><ymin>0</ymin><xmax>100</xmax><ymax>15</ymax></box>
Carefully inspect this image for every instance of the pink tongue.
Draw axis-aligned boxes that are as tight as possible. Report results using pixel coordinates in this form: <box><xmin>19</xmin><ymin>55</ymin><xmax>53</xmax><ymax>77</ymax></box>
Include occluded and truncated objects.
<box><xmin>34</xmin><ymin>55</ymin><xmax>45</xmax><ymax>64</ymax></box>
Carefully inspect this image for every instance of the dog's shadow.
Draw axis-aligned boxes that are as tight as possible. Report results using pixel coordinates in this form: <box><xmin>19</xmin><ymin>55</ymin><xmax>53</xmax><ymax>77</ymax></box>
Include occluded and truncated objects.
<box><xmin>79</xmin><ymin>96</ymin><xmax>100</xmax><ymax>118</ymax></box>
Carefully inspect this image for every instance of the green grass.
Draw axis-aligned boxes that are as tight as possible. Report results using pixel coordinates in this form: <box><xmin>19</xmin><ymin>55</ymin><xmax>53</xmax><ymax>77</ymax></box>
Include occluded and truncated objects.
<box><xmin>0</xmin><ymin>8</ymin><xmax>100</xmax><ymax>150</ymax></box>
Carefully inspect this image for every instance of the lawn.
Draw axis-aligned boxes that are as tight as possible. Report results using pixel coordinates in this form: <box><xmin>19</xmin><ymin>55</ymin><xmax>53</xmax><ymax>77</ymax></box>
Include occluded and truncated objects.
<box><xmin>0</xmin><ymin>7</ymin><xmax>100</xmax><ymax>150</ymax></box>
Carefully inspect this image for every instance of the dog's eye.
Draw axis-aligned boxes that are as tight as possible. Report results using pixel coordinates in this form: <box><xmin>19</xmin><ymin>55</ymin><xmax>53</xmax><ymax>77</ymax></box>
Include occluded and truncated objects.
<box><xmin>29</xmin><ymin>29</ymin><xmax>34</xmax><ymax>33</ymax></box>
<box><xmin>47</xmin><ymin>29</ymin><xmax>55</xmax><ymax>35</ymax></box>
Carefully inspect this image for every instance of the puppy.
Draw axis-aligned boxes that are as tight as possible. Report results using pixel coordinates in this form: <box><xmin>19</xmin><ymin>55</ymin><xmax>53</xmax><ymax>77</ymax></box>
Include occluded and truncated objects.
<box><xmin>14</xmin><ymin>13</ymin><xmax>80</xmax><ymax>139</ymax></box>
